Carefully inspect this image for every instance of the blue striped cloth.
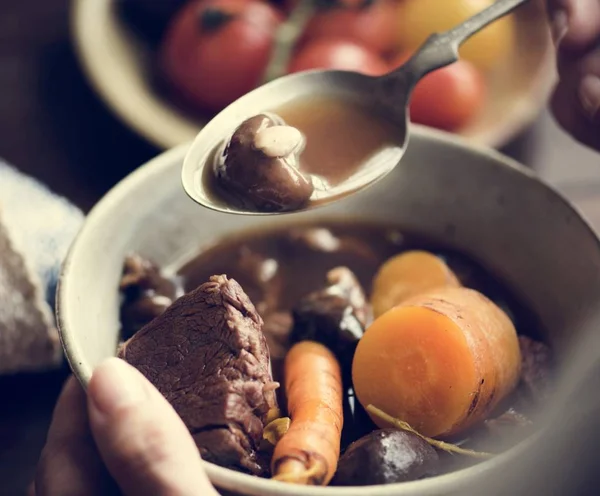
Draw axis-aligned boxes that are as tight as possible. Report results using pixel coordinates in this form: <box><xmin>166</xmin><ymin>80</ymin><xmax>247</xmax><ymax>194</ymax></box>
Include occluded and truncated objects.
<box><xmin>0</xmin><ymin>159</ymin><xmax>84</xmax><ymax>373</ymax></box>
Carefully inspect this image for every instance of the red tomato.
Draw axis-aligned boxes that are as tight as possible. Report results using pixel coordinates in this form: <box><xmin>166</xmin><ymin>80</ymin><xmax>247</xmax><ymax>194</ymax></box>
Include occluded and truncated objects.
<box><xmin>289</xmin><ymin>39</ymin><xmax>389</xmax><ymax>76</ymax></box>
<box><xmin>159</xmin><ymin>0</ymin><xmax>283</xmax><ymax>113</ymax></box>
<box><xmin>390</xmin><ymin>53</ymin><xmax>486</xmax><ymax>131</ymax></box>
<box><xmin>301</xmin><ymin>0</ymin><xmax>398</xmax><ymax>56</ymax></box>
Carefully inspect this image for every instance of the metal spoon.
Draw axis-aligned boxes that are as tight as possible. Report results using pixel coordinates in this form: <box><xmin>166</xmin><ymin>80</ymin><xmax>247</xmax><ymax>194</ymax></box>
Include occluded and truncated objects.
<box><xmin>182</xmin><ymin>0</ymin><xmax>530</xmax><ymax>215</ymax></box>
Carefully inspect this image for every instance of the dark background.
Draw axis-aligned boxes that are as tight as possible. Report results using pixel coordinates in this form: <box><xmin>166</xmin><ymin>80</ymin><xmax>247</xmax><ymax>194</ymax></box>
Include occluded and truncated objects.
<box><xmin>0</xmin><ymin>1</ymin><xmax>599</xmax><ymax>495</ymax></box>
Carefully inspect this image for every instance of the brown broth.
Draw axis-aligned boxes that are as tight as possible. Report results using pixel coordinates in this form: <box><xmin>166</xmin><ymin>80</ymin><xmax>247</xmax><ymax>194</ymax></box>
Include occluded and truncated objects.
<box><xmin>273</xmin><ymin>96</ymin><xmax>402</xmax><ymax>187</ymax></box>
<box><xmin>179</xmin><ymin>221</ymin><xmax>541</xmax><ymax>341</ymax></box>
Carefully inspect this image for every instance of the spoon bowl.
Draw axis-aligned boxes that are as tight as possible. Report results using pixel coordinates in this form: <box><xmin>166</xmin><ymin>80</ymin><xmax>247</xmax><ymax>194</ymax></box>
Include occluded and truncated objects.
<box><xmin>181</xmin><ymin>69</ymin><xmax>401</xmax><ymax>215</ymax></box>
<box><xmin>182</xmin><ymin>0</ymin><xmax>530</xmax><ymax>215</ymax></box>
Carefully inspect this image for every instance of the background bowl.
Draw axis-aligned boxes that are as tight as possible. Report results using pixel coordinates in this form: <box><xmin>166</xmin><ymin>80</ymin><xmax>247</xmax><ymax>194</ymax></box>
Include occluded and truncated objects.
<box><xmin>71</xmin><ymin>0</ymin><xmax>556</xmax><ymax>151</ymax></box>
<box><xmin>57</xmin><ymin>127</ymin><xmax>600</xmax><ymax>495</ymax></box>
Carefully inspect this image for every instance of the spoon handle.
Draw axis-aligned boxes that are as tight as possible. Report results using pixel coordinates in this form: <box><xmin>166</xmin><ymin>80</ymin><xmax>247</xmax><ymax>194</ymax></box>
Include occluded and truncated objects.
<box><xmin>444</xmin><ymin>0</ymin><xmax>529</xmax><ymax>49</ymax></box>
<box><xmin>379</xmin><ymin>0</ymin><xmax>529</xmax><ymax>95</ymax></box>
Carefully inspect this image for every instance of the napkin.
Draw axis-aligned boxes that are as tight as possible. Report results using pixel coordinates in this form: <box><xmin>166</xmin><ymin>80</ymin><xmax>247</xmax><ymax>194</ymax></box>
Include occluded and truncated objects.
<box><xmin>0</xmin><ymin>159</ymin><xmax>84</xmax><ymax>374</ymax></box>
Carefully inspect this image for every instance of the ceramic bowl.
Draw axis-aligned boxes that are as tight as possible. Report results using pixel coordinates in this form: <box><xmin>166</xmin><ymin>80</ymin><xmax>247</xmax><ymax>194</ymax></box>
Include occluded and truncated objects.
<box><xmin>70</xmin><ymin>0</ymin><xmax>556</xmax><ymax>150</ymax></box>
<box><xmin>57</xmin><ymin>127</ymin><xmax>600</xmax><ymax>495</ymax></box>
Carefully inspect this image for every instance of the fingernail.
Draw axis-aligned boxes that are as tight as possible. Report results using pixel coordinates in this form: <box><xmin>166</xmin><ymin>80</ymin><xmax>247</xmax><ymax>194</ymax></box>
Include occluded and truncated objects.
<box><xmin>551</xmin><ymin>9</ymin><xmax>569</xmax><ymax>47</ymax></box>
<box><xmin>579</xmin><ymin>75</ymin><xmax>600</xmax><ymax>122</ymax></box>
<box><xmin>89</xmin><ymin>357</ymin><xmax>148</xmax><ymax>415</ymax></box>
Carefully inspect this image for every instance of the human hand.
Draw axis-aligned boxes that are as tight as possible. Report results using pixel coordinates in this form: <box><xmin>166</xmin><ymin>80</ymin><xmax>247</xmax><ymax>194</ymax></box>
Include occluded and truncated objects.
<box><xmin>32</xmin><ymin>357</ymin><xmax>220</xmax><ymax>496</ymax></box>
<box><xmin>548</xmin><ymin>0</ymin><xmax>600</xmax><ymax>151</ymax></box>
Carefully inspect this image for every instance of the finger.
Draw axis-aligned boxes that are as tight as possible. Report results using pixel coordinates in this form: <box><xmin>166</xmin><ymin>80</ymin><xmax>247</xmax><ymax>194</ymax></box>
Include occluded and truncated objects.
<box><xmin>547</xmin><ymin>0</ymin><xmax>600</xmax><ymax>50</ymax></box>
<box><xmin>546</xmin><ymin>0</ymin><xmax>600</xmax><ymax>151</ymax></box>
<box><xmin>550</xmin><ymin>44</ymin><xmax>600</xmax><ymax>151</ymax></box>
<box><xmin>34</xmin><ymin>376</ymin><xmax>118</xmax><ymax>496</ymax></box>
<box><xmin>88</xmin><ymin>357</ymin><xmax>219</xmax><ymax>496</ymax></box>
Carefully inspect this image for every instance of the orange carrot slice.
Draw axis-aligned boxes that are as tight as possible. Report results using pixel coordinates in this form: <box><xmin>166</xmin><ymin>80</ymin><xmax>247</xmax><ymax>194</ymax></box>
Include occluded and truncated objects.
<box><xmin>353</xmin><ymin>287</ymin><xmax>521</xmax><ymax>438</ymax></box>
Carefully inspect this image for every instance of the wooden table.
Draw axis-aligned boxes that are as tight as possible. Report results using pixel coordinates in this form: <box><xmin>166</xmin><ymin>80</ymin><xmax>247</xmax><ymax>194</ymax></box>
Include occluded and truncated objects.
<box><xmin>0</xmin><ymin>1</ymin><xmax>599</xmax><ymax>495</ymax></box>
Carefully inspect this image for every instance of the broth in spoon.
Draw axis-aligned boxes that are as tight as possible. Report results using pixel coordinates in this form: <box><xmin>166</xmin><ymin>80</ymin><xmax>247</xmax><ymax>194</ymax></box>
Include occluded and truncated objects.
<box><xmin>204</xmin><ymin>95</ymin><xmax>403</xmax><ymax>212</ymax></box>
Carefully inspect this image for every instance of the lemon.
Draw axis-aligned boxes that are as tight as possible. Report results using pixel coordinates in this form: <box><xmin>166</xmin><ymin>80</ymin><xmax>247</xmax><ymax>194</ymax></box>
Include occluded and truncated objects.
<box><xmin>397</xmin><ymin>0</ymin><xmax>516</xmax><ymax>72</ymax></box>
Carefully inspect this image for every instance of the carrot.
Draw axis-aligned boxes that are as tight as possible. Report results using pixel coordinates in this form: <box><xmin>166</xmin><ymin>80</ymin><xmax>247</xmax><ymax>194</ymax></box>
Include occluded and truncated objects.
<box><xmin>271</xmin><ymin>341</ymin><xmax>344</xmax><ymax>485</ymax></box>
<box><xmin>371</xmin><ymin>250</ymin><xmax>461</xmax><ymax>318</ymax></box>
<box><xmin>353</xmin><ymin>286</ymin><xmax>521</xmax><ymax>438</ymax></box>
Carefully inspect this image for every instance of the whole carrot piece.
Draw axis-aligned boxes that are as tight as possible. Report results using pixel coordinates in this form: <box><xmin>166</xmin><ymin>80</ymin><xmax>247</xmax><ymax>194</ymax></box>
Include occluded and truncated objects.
<box><xmin>353</xmin><ymin>286</ymin><xmax>521</xmax><ymax>438</ymax></box>
<box><xmin>271</xmin><ymin>341</ymin><xmax>344</xmax><ymax>485</ymax></box>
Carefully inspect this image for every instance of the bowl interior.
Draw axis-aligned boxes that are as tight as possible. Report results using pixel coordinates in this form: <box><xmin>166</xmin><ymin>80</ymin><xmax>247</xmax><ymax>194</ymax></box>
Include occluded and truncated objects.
<box><xmin>71</xmin><ymin>0</ymin><xmax>555</xmax><ymax>150</ymax></box>
<box><xmin>58</xmin><ymin>128</ymin><xmax>600</xmax><ymax>495</ymax></box>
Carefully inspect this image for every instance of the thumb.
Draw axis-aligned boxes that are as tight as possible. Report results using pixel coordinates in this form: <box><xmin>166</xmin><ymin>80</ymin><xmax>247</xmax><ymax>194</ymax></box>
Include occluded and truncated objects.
<box><xmin>87</xmin><ymin>357</ymin><xmax>219</xmax><ymax>496</ymax></box>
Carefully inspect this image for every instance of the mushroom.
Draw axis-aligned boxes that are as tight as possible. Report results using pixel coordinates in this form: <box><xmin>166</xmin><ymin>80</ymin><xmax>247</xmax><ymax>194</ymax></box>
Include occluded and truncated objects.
<box><xmin>213</xmin><ymin>113</ymin><xmax>314</xmax><ymax>212</ymax></box>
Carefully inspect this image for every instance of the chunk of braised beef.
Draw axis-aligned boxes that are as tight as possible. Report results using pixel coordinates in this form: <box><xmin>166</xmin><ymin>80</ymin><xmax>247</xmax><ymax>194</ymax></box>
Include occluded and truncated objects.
<box><xmin>120</xmin><ymin>253</ymin><xmax>181</xmax><ymax>299</ymax></box>
<box><xmin>290</xmin><ymin>266</ymin><xmax>372</xmax><ymax>377</ymax></box>
<box><xmin>119</xmin><ymin>253</ymin><xmax>184</xmax><ymax>340</ymax></box>
<box><xmin>119</xmin><ymin>275</ymin><xmax>278</xmax><ymax>475</ymax></box>
<box><xmin>518</xmin><ymin>335</ymin><xmax>553</xmax><ymax>401</ymax></box>
<box><xmin>332</xmin><ymin>429</ymin><xmax>439</xmax><ymax>486</ymax></box>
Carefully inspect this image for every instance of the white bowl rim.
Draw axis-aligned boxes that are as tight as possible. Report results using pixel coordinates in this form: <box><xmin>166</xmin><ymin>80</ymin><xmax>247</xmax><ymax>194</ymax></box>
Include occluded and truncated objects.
<box><xmin>56</xmin><ymin>125</ymin><xmax>600</xmax><ymax>495</ymax></box>
<box><xmin>70</xmin><ymin>0</ymin><xmax>557</xmax><ymax>151</ymax></box>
